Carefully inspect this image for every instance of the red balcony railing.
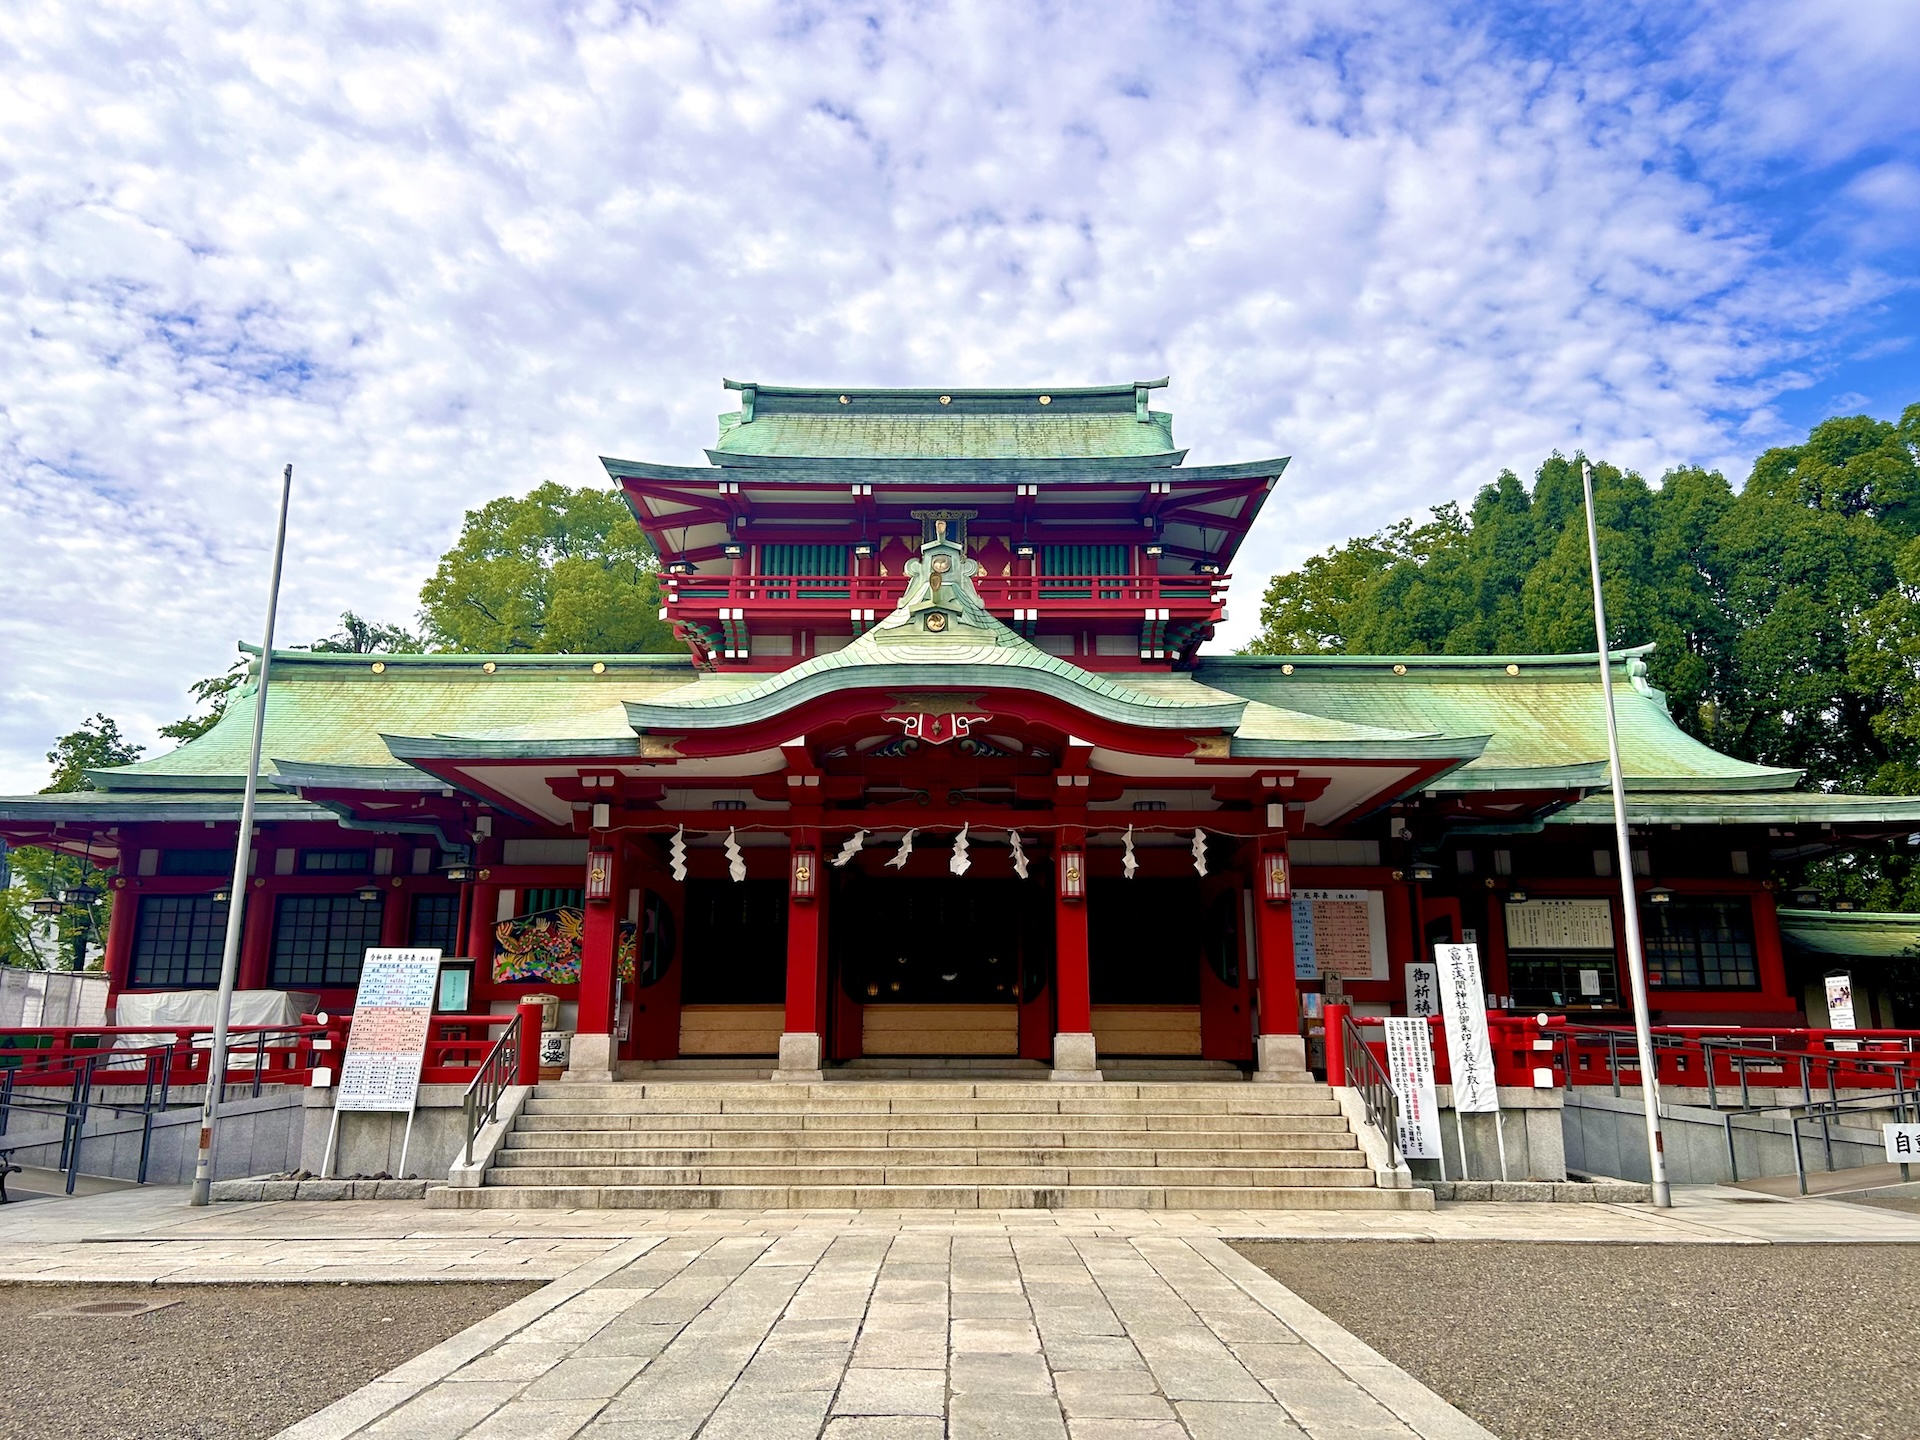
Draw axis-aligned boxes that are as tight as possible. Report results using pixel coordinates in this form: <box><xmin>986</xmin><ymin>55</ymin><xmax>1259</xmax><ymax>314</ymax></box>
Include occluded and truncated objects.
<box><xmin>665</xmin><ymin>573</ymin><xmax>1230</xmax><ymax>608</ymax></box>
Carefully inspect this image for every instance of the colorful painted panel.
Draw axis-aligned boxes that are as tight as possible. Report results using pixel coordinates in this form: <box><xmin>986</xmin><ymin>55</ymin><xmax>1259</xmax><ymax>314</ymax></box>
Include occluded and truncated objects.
<box><xmin>493</xmin><ymin>906</ymin><xmax>641</xmax><ymax>985</ymax></box>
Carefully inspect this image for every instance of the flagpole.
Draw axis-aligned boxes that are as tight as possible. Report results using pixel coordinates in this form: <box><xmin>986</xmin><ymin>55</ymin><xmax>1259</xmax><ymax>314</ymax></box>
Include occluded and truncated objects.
<box><xmin>189</xmin><ymin>463</ymin><xmax>293</xmax><ymax>1206</ymax></box>
<box><xmin>1581</xmin><ymin>457</ymin><xmax>1672</xmax><ymax>1208</ymax></box>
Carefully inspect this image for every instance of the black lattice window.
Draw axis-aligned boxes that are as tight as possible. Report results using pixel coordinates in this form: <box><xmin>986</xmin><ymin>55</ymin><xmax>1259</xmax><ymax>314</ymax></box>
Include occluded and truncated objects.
<box><xmin>269</xmin><ymin>894</ymin><xmax>381</xmax><ymax>987</ymax></box>
<box><xmin>1644</xmin><ymin>899</ymin><xmax>1759</xmax><ymax>989</ymax></box>
<box><xmin>159</xmin><ymin>849</ymin><xmax>236</xmax><ymax>877</ymax></box>
<box><xmin>130</xmin><ymin>895</ymin><xmax>228</xmax><ymax>988</ymax></box>
<box><xmin>409</xmin><ymin>893</ymin><xmax>461</xmax><ymax>952</ymax></box>
<box><xmin>301</xmin><ymin>849</ymin><xmax>371</xmax><ymax>873</ymax></box>
<box><xmin>521</xmin><ymin>888</ymin><xmax>584</xmax><ymax>916</ymax></box>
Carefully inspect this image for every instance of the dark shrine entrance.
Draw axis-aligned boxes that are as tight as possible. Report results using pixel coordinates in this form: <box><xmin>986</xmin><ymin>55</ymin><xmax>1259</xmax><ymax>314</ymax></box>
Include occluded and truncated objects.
<box><xmin>830</xmin><ymin>873</ymin><xmax>1053</xmax><ymax>1058</ymax></box>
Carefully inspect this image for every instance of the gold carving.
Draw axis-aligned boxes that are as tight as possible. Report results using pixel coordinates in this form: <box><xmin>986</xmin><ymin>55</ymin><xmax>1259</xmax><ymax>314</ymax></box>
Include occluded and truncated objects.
<box><xmin>1188</xmin><ymin>735</ymin><xmax>1231</xmax><ymax>758</ymax></box>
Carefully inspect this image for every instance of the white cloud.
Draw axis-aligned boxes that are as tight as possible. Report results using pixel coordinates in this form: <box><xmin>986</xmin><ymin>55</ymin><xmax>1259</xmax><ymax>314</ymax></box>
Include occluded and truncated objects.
<box><xmin>0</xmin><ymin>0</ymin><xmax>1913</xmax><ymax>789</ymax></box>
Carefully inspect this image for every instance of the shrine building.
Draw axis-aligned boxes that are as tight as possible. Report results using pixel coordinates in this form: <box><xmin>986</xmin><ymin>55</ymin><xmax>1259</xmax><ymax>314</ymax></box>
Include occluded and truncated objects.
<box><xmin>8</xmin><ymin>378</ymin><xmax>1920</xmax><ymax>1080</ymax></box>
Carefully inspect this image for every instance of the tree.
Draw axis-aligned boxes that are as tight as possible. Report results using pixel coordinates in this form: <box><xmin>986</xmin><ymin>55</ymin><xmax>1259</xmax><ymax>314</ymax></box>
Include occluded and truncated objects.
<box><xmin>43</xmin><ymin>714</ymin><xmax>144</xmax><ymax>792</ymax></box>
<box><xmin>309</xmin><ymin>611</ymin><xmax>424</xmax><ymax>654</ymax></box>
<box><xmin>419</xmin><ymin>483</ymin><xmax>678</xmax><ymax>654</ymax></box>
<box><xmin>0</xmin><ymin>715</ymin><xmax>138</xmax><ymax>969</ymax></box>
<box><xmin>159</xmin><ymin>669</ymin><xmax>245</xmax><ymax>745</ymax></box>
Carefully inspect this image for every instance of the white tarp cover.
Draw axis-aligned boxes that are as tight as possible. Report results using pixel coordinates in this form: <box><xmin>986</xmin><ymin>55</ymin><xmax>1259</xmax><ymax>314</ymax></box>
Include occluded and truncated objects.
<box><xmin>112</xmin><ymin>990</ymin><xmax>319</xmax><ymax>1054</ymax></box>
<box><xmin>0</xmin><ymin>968</ymin><xmax>108</xmax><ymax>1028</ymax></box>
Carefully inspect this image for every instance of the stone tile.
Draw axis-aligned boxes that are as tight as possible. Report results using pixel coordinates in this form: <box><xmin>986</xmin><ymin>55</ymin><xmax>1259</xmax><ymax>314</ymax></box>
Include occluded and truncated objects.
<box><xmin>699</xmin><ymin>1386</ymin><xmax>836</xmax><ymax>1440</ymax></box>
<box><xmin>520</xmin><ymin>1355</ymin><xmax>651</xmax><ymax>1402</ymax></box>
<box><xmin>1128</xmin><ymin>1326</ymin><xmax>1270</xmax><ymax>1404</ymax></box>
<box><xmin>822</xmin><ymin>1418</ymin><xmax>946</xmax><ymax>1440</ymax></box>
<box><xmin>1055</xmin><ymin>1370</ymin><xmax>1175</xmax><ymax>1421</ymax></box>
<box><xmin>1065</xmin><ymin>1421</ymin><xmax>1187</xmax><ymax>1440</ymax></box>
<box><xmin>462</xmin><ymin>1399</ymin><xmax>607</xmax><ymax>1440</ymax></box>
<box><xmin>1177</xmin><ymin>1399</ymin><xmax>1311</xmax><ymax>1439</ymax></box>
<box><xmin>365</xmin><ymin>1381</ymin><xmax>521</xmax><ymax>1439</ymax></box>
<box><xmin>950</xmin><ymin>1316</ymin><xmax>1041</xmax><ymax>1353</ymax></box>
<box><xmin>1039</xmin><ymin>1334</ymin><xmax>1149</xmax><ymax>1371</ymax></box>
<box><xmin>949</xmin><ymin>1392</ymin><xmax>1069</xmax><ymax>1440</ymax></box>
<box><xmin>832</xmin><ymin>1366</ymin><xmax>947</xmax><ymax>1417</ymax></box>
<box><xmin>451</xmin><ymin>1342</ymin><xmax>577</xmax><ymax>1384</ymax></box>
<box><xmin>950</xmin><ymin>1350</ymin><xmax>1053</xmax><ymax>1396</ymax></box>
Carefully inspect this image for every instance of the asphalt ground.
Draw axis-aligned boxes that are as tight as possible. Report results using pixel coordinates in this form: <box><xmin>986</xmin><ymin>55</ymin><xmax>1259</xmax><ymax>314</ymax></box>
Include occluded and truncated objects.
<box><xmin>1233</xmin><ymin>1238</ymin><xmax>1920</xmax><ymax>1440</ymax></box>
<box><xmin>0</xmin><ymin>1281</ymin><xmax>541</xmax><ymax>1440</ymax></box>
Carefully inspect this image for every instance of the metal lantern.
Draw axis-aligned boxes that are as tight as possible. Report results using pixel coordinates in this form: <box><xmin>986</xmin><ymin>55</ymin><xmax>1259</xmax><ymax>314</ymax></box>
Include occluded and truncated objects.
<box><xmin>585</xmin><ymin>849</ymin><xmax>614</xmax><ymax>903</ymax></box>
<box><xmin>1645</xmin><ymin>886</ymin><xmax>1675</xmax><ymax>906</ymax></box>
<box><xmin>1057</xmin><ymin>848</ymin><xmax>1085</xmax><ymax>902</ymax></box>
<box><xmin>354</xmin><ymin>885</ymin><xmax>382</xmax><ymax>904</ymax></box>
<box><xmin>1410</xmin><ymin>861</ymin><xmax>1437</xmax><ymax>884</ymax></box>
<box><xmin>30</xmin><ymin>896</ymin><xmax>64</xmax><ymax>917</ymax></box>
<box><xmin>1261</xmin><ymin>850</ymin><xmax>1291</xmax><ymax>904</ymax></box>
<box><xmin>790</xmin><ymin>847</ymin><xmax>818</xmax><ymax>902</ymax></box>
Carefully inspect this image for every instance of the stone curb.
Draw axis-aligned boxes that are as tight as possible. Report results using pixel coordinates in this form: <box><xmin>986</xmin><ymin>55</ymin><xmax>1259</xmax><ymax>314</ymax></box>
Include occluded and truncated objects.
<box><xmin>1189</xmin><ymin>1235</ymin><xmax>1497</xmax><ymax>1440</ymax></box>
<box><xmin>1418</xmin><ymin>1179</ymin><xmax>1652</xmax><ymax>1203</ymax></box>
<box><xmin>272</xmin><ymin>1232</ymin><xmax>667</xmax><ymax>1440</ymax></box>
<box><xmin>210</xmin><ymin>1178</ymin><xmax>431</xmax><ymax>1202</ymax></box>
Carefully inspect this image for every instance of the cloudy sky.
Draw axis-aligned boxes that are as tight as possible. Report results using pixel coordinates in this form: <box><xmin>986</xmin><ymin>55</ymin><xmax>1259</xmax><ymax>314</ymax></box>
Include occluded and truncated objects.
<box><xmin>2</xmin><ymin>0</ymin><xmax>1917</xmax><ymax>792</ymax></box>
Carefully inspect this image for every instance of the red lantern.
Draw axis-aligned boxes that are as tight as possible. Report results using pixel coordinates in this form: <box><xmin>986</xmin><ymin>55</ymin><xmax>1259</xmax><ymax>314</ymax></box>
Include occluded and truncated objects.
<box><xmin>1058</xmin><ymin>848</ymin><xmax>1086</xmax><ymax>902</ymax></box>
<box><xmin>1261</xmin><ymin>850</ymin><xmax>1291</xmax><ymax>904</ymax></box>
<box><xmin>790</xmin><ymin>847</ymin><xmax>818</xmax><ymax>902</ymax></box>
<box><xmin>585</xmin><ymin>849</ymin><xmax>614</xmax><ymax>903</ymax></box>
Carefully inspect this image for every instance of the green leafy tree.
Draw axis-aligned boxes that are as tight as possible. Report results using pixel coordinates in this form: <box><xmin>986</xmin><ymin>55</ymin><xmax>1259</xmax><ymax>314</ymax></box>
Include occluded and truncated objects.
<box><xmin>159</xmin><ymin>669</ymin><xmax>245</xmax><ymax>745</ymax></box>
<box><xmin>308</xmin><ymin>611</ymin><xmax>425</xmax><ymax>655</ymax></box>
<box><xmin>0</xmin><ymin>715</ymin><xmax>139</xmax><ymax>969</ymax></box>
<box><xmin>419</xmin><ymin>483</ymin><xmax>677</xmax><ymax>654</ymax></box>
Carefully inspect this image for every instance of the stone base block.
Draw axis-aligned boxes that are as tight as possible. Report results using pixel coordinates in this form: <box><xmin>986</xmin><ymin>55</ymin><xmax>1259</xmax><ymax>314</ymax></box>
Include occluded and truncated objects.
<box><xmin>1421</xmin><ymin>1179</ymin><xmax>1652</xmax><ymax>1203</ymax></box>
<box><xmin>1252</xmin><ymin>1033</ymin><xmax>1310</xmax><ymax>1082</ymax></box>
<box><xmin>562</xmin><ymin>1032</ymin><xmax>616</xmax><ymax>1084</ymax></box>
<box><xmin>1050</xmin><ymin>1032</ymin><xmax>1102</xmax><ymax>1083</ymax></box>
<box><xmin>773</xmin><ymin>1031</ymin><xmax>824</xmax><ymax>1082</ymax></box>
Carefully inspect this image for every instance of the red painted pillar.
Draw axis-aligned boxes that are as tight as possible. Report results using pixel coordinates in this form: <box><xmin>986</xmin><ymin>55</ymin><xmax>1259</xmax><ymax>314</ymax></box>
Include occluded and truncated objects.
<box><xmin>379</xmin><ymin>882</ymin><xmax>407</xmax><ymax>948</ymax></box>
<box><xmin>1252</xmin><ymin>839</ymin><xmax>1306</xmax><ymax>1079</ymax></box>
<box><xmin>515</xmin><ymin>1000</ymin><xmax>544</xmax><ymax>1085</ymax></box>
<box><xmin>466</xmin><ymin>879</ymin><xmax>499</xmax><ymax>964</ymax></box>
<box><xmin>103</xmin><ymin>879</ymin><xmax>139</xmax><ymax>1003</ymax></box>
<box><xmin>1051</xmin><ymin>826</ymin><xmax>1098</xmax><ymax>1077</ymax></box>
<box><xmin>578</xmin><ymin>845</ymin><xmax>624</xmax><ymax>1037</ymax></box>
<box><xmin>238</xmin><ymin>880</ymin><xmax>274</xmax><ymax>990</ymax></box>
<box><xmin>778</xmin><ymin>828</ymin><xmax>827</xmax><ymax>1076</ymax></box>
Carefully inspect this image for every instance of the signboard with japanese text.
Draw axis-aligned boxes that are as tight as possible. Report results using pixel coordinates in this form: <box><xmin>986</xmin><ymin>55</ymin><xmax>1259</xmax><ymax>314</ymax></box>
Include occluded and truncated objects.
<box><xmin>1383</xmin><ymin>1016</ymin><xmax>1444</xmax><ymax>1160</ymax></box>
<box><xmin>1884</xmin><ymin>1124</ymin><xmax>1920</xmax><ymax>1164</ymax></box>
<box><xmin>1404</xmin><ymin>963</ymin><xmax>1440</xmax><ymax>1018</ymax></box>
<box><xmin>336</xmin><ymin>949</ymin><xmax>441</xmax><ymax>1113</ymax></box>
<box><xmin>1825</xmin><ymin>972</ymin><xmax>1859</xmax><ymax>1052</ymax></box>
<box><xmin>1293</xmin><ymin>889</ymin><xmax>1388</xmax><ymax>981</ymax></box>
<box><xmin>1435</xmin><ymin>943</ymin><xmax>1501</xmax><ymax>1114</ymax></box>
<box><xmin>1504</xmin><ymin>899</ymin><xmax>1614</xmax><ymax>951</ymax></box>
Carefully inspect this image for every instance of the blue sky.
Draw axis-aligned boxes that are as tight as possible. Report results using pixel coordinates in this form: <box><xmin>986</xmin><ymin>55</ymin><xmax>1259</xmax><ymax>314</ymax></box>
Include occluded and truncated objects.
<box><xmin>1</xmin><ymin>0</ymin><xmax>1916</xmax><ymax>791</ymax></box>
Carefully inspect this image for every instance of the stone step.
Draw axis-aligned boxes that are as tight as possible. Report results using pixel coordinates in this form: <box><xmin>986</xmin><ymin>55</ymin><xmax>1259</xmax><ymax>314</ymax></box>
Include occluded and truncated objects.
<box><xmin>493</xmin><ymin>1145</ymin><xmax>1368</xmax><ymax>1169</ymax></box>
<box><xmin>481</xmin><ymin>1163</ymin><xmax>1373</xmax><ymax>1187</ymax></box>
<box><xmin>500</xmin><ymin>1131</ymin><xmax>1359</xmax><ymax>1155</ymax></box>
<box><xmin>512</xmin><ymin>1110</ymin><xmax>1352</xmax><ymax>1135</ymax></box>
<box><xmin>429</xmin><ymin>1182</ymin><xmax>1435</xmax><ymax>1212</ymax></box>
<box><xmin>531</xmin><ymin>1080</ymin><xmax>1324</xmax><ymax>1099</ymax></box>
<box><xmin>518</xmin><ymin>1090</ymin><xmax>1344</xmax><ymax>1113</ymax></box>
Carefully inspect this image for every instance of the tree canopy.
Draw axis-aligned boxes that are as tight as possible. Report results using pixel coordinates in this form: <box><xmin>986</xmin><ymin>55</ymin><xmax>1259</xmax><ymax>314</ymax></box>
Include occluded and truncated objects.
<box><xmin>418</xmin><ymin>482</ymin><xmax>676</xmax><ymax>654</ymax></box>
<box><xmin>1247</xmin><ymin>403</ymin><xmax>1920</xmax><ymax>907</ymax></box>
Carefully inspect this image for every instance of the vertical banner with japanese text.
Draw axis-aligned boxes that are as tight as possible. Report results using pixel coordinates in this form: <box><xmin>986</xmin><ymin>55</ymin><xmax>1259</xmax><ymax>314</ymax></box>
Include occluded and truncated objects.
<box><xmin>1435</xmin><ymin>943</ymin><xmax>1500</xmax><ymax>1114</ymax></box>
<box><xmin>1383</xmin><ymin>1016</ymin><xmax>1444</xmax><ymax>1160</ymax></box>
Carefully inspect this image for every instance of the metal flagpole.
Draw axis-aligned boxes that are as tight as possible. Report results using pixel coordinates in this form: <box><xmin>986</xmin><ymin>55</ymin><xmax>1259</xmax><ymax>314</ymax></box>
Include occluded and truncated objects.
<box><xmin>1580</xmin><ymin>458</ymin><xmax>1672</xmax><ymax>1208</ymax></box>
<box><xmin>189</xmin><ymin>464</ymin><xmax>294</xmax><ymax>1206</ymax></box>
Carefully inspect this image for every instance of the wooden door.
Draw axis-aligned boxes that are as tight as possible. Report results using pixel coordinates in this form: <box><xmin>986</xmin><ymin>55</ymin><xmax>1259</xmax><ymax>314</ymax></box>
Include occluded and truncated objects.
<box><xmin>1198</xmin><ymin>882</ymin><xmax>1254</xmax><ymax>1061</ymax></box>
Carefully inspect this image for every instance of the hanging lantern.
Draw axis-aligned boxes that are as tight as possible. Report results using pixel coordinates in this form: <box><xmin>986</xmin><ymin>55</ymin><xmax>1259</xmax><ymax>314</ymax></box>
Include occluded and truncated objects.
<box><xmin>1261</xmin><ymin>850</ymin><xmax>1291</xmax><ymax>904</ymax></box>
<box><xmin>1058</xmin><ymin>847</ymin><xmax>1086</xmax><ymax>902</ymax></box>
<box><xmin>791</xmin><ymin>847</ymin><xmax>818</xmax><ymax>902</ymax></box>
<box><xmin>585</xmin><ymin>849</ymin><xmax>614</xmax><ymax>903</ymax></box>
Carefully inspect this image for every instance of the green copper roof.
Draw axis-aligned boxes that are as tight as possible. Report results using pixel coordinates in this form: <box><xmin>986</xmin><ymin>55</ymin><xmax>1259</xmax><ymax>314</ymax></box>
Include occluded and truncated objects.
<box><xmin>1546</xmin><ymin>792</ymin><xmax>1920</xmax><ymax>825</ymax></box>
<box><xmin>1195</xmin><ymin>650</ymin><xmax>1800</xmax><ymax>792</ymax></box>
<box><xmin>710</xmin><ymin>379</ymin><xmax>1180</xmax><ymax>460</ymax></box>
<box><xmin>1777</xmin><ymin>908</ymin><xmax>1920</xmax><ymax>959</ymax></box>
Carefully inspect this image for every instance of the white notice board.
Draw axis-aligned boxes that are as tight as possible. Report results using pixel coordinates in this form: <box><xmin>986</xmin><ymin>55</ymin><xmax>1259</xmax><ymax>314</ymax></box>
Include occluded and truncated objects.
<box><xmin>336</xmin><ymin>949</ymin><xmax>441</xmax><ymax>1113</ymax></box>
<box><xmin>1435</xmin><ymin>943</ymin><xmax>1501</xmax><ymax>1114</ymax></box>
<box><xmin>1383</xmin><ymin>1016</ymin><xmax>1444</xmax><ymax>1160</ymax></box>
<box><xmin>1504</xmin><ymin>899</ymin><xmax>1613</xmax><ymax>951</ymax></box>
<box><xmin>1292</xmin><ymin>889</ymin><xmax>1388</xmax><ymax>981</ymax></box>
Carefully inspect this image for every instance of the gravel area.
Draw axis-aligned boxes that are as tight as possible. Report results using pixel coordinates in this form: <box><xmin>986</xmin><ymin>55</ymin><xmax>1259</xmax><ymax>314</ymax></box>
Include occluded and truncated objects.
<box><xmin>1233</xmin><ymin>1239</ymin><xmax>1920</xmax><ymax>1440</ymax></box>
<box><xmin>0</xmin><ymin>1281</ymin><xmax>540</xmax><ymax>1440</ymax></box>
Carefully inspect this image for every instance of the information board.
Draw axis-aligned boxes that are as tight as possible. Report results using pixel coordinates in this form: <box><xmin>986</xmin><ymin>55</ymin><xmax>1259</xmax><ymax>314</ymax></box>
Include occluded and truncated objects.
<box><xmin>1884</xmin><ymin>1123</ymin><xmax>1920</xmax><ymax>1163</ymax></box>
<box><xmin>1404</xmin><ymin>962</ymin><xmax>1440</xmax><ymax>1018</ymax></box>
<box><xmin>1504</xmin><ymin>899</ymin><xmax>1614</xmax><ymax>951</ymax></box>
<box><xmin>1435</xmin><ymin>943</ymin><xmax>1501</xmax><ymax>1114</ymax></box>
<box><xmin>1383</xmin><ymin>1016</ymin><xmax>1445</xmax><ymax>1160</ymax></box>
<box><xmin>336</xmin><ymin>949</ymin><xmax>441</xmax><ymax>1113</ymax></box>
<box><xmin>1292</xmin><ymin>889</ymin><xmax>1388</xmax><ymax>981</ymax></box>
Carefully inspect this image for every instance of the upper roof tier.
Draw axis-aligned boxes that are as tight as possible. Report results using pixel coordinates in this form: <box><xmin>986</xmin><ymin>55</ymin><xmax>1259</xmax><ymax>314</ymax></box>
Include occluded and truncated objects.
<box><xmin>712</xmin><ymin>380</ymin><xmax>1180</xmax><ymax>462</ymax></box>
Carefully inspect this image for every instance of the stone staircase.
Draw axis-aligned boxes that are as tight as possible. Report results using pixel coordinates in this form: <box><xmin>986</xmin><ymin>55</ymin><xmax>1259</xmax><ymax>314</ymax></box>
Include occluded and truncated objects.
<box><xmin>427</xmin><ymin>1077</ymin><xmax>1432</xmax><ymax>1211</ymax></box>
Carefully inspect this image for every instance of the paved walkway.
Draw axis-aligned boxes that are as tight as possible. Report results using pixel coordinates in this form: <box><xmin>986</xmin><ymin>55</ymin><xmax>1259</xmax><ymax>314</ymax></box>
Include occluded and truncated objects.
<box><xmin>2</xmin><ymin>1186</ymin><xmax>1915</xmax><ymax>1438</ymax></box>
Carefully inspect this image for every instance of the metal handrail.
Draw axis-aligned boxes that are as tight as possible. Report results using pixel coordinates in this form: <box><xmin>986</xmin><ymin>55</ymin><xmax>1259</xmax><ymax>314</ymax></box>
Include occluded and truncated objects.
<box><xmin>0</xmin><ymin>1038</ymin><xmax>189</xmax><ymax>1195</ymax></box>
<box><xmin>1340</xmin><ymin>1013</ymin><xmax>1401</xmax><ymax>1171</ymax></box>
<box><xmin>461</xmin><ymin>1013</ymin><xmax>522</xmax><ymax>1169</ymax></box>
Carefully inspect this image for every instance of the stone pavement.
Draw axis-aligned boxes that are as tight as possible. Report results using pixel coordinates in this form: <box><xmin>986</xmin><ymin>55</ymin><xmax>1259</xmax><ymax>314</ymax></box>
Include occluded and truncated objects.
<box><xmin>3</xmin><ymin>1185</ymin><xmax>1917</xmax><ymax>1438</ymax></box>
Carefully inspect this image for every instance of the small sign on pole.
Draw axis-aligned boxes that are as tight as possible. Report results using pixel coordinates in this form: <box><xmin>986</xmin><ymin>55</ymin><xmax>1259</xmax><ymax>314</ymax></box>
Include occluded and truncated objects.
<box><xmin>323</xmin><ymin>948</ymin><xmax>442</xmax><ymax>1179</ymax></box>
<box><xmin>1436</xmin><ymin>943</ymin><xmax>1506</xmax><ymax>1180</ymax></box>
<box><xmin>1883</xmin><ymin>1123</ymin><xmax>1920</xmax><ymax>1167</ymax></box>
<box><xmin>1383</xmin><ymin>1016</ymin><xmax>1445</xmax><ymax>1173</ymax></box>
